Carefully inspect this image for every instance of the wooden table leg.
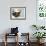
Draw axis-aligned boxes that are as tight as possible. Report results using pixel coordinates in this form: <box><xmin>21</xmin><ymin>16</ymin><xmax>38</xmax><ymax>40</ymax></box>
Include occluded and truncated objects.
<box><xmin>15</xmin><ymin>33</ymin><xmax>18</xmax><ymax>46</ymax></box>
<box><xmin>4</xmin><ymin>33</ymin><xmax>7</xmax><ymax>46</ymax></box>
<box><xmin>17</xmin><ymin>34</ymin><xmax>18</xmax><ymax>46</ymax></box>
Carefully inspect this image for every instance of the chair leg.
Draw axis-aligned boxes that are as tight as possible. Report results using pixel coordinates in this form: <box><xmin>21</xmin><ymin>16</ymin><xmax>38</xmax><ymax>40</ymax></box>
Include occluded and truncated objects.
<box><xmin>4</xmin><ymin>41</ymin><xmax>7</xmax><ymax>46</ymax></box>
<box><xmin>4</xmin><ymin>33</ymin><xmax>7</xmax><ymax>46</ymax></box>
<box><xmin>17</xmin><ymin>34</ymin><xmax>18</xmax><ymax>46</ymax></box>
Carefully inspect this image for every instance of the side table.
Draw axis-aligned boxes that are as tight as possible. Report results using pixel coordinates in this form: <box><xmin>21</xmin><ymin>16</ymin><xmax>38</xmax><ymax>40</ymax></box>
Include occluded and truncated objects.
<box><xmin>4</xmin><ymin>33</ymin><xmax>18</xmax><ymax>46</ymax></box>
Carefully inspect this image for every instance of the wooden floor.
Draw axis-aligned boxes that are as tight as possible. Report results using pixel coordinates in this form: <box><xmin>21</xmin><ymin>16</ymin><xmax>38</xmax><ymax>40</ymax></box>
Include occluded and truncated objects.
<box><xmin>0</xmin><ymin>42</ymin><xmax>46</xmax><ymax>46</ymax></box>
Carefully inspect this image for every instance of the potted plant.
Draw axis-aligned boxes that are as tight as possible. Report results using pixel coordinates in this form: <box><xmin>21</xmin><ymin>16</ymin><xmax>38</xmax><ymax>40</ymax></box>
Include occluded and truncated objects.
<box><xmin>33</xmin><ymin>32</ymin><xmax>46</xmax><ymax>43</ymax></box>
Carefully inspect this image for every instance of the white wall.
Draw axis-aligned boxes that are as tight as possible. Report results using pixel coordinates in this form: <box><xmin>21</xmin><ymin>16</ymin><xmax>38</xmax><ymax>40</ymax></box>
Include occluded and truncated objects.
<box><xmin>0</xmin><ymin>0</ymin><xmax>37</xmax><ymax>42</ymax></box>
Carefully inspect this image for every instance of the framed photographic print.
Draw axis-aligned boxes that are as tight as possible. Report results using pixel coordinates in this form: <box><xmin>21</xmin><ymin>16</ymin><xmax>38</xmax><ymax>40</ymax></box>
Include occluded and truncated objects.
<box><xmin>36</xmin><ymin>0</ymin><xmax>46</xmax><ymax>26</ymax></box>
<box><xmin>36</xmin><ymin>0</ymin><xmax>46</xmax><ymax>32</ymax></box>
<box><xmin>10</xmin><ymin>7</ymin><xmax>26</xmax><ymax>20</ymax></box>
<box><xmin>37</xmin><ymin>0</ymin><xmax>46</xmax><ymax>19</ymax></box>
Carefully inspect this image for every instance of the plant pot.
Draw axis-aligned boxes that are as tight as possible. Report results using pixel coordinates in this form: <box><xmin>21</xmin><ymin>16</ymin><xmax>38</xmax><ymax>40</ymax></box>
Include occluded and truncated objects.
<box><xmin>37</xmin><ymin>39</ymin><xmax>44</xmax><ymax>44</ymax></box>
<box><xmin>40</xmin><ymin>39</ymin><xmax>45</xmax><ymax>43</ymax></box>
<box><xmin>37</xmin><ymin>39</ymin><xmax>40</xmax><ymax>43</ymax></box>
